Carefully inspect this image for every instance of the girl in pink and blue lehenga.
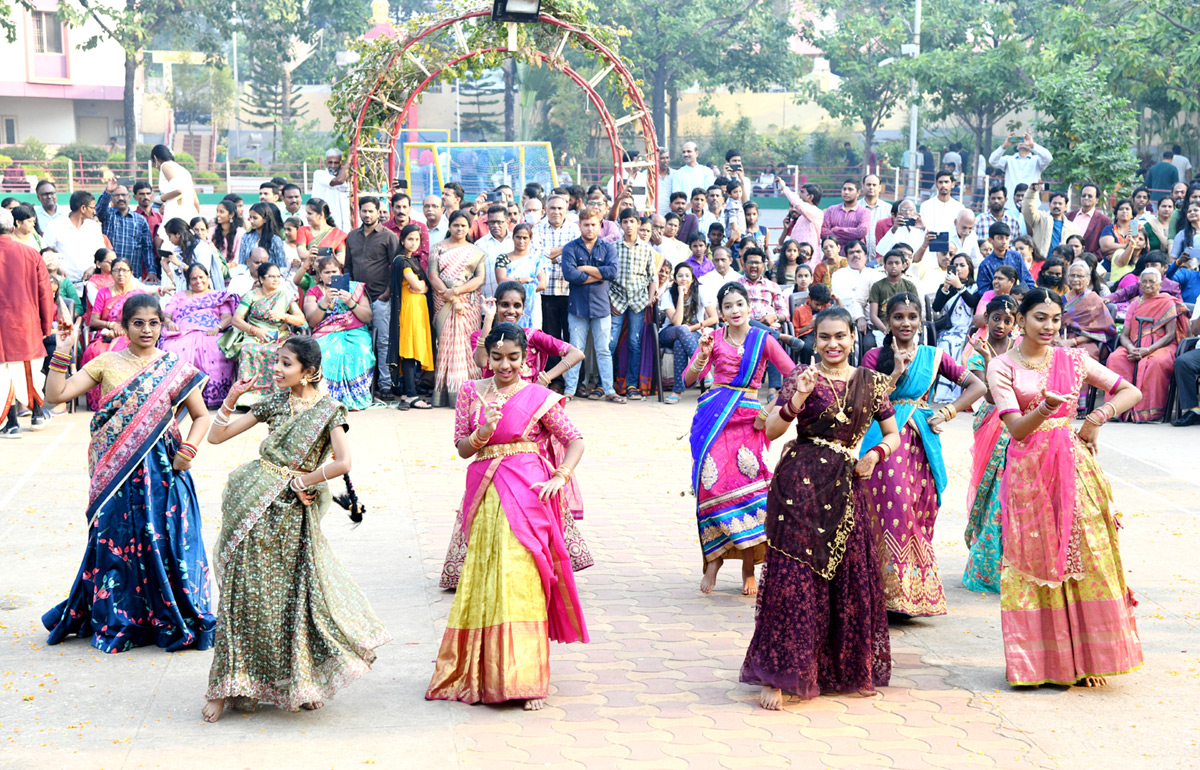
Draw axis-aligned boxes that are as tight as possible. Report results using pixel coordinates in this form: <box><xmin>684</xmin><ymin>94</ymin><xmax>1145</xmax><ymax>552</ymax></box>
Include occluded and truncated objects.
<box><xmin>41</xmin><ymin>294</ymin><xmax>216</xmax><ymax>654</ymax></box>
<box><xmin>684</xmin><ymin>283</ymin><xmax>797</xmax><ymax>597</ymax></box>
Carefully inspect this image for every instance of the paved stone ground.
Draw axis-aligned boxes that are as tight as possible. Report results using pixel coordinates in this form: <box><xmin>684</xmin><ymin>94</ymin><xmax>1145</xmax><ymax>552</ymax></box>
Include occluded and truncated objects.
<box><xmin>1</xmin><ymin>392</ymin><xmax>1196</xmax><ymax>770</ymax></box>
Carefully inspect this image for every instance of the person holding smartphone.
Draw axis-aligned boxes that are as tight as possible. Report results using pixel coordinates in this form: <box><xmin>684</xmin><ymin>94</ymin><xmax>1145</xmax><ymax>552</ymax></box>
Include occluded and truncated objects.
<box><xmin>304</xmin><ymin>255</ymin><xmax>374</xmax><ymax>410</ymax></box>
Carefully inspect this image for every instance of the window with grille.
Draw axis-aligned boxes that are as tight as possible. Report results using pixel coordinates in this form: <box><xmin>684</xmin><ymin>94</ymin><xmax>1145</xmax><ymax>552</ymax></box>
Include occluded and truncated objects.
<box><xmin>33</xmin><ymin>11</ymin><xmax>64</xmax><ymax>54</ymax></box>
<box><xmin>2</xmin><ymin>117</ymin><xmax>17</xmax><ymax>145</ymax></box>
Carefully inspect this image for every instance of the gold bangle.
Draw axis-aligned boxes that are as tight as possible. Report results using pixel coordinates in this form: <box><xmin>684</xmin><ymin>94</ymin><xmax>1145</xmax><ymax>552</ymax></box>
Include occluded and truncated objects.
<box><xmin>553</xmin><ymin>465</ymin><xmax>572</xmax><ymax>481</ymax></box>
<box><xmin>469</xmin><ymin>430</ymin><xmax>488</xmax><ymax>449</ymax></box>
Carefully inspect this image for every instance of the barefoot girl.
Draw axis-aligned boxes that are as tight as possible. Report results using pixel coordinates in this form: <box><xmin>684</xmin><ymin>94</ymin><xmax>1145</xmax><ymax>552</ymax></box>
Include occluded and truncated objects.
<box><xmin>42</xmin><ymin>294</ymin><xmax>216</xmax><ymax>653</ymax></box>
<box><xmin>202</xmin><ymin>337</ymin><xmax>389</xmax><ymax>722</ymax></box>
<box><xmin>859</xmin><ymin>293</ymin><xmax>985</xmax><ymax>617</ymax></box>
<box><xmin>988</xmin><ymin>289</ymin><xmax>1144</xmax><ymax>687</ymax></box>
<box><xmin>962</xmin><ymin>295</ymin><xmax>1017</xmax><ymax>593</ymax></box>
<box><xmin>426</xmin><ymin>323</ymin><xmax>588</xmax><ymax>710</ymax></box>
<box><xmin>437</xmin><ymin>283</ymin><xmax>591</xmax><ymax>590</ymax></box>
<box><xmin>741</xmin><ymin>306</ymin><xmax>899</xmax><ymax>709</ymax></box>
<box><xmin>684</xmin><ymin>282</ymin><xmax>797</xmax><ymax>596</ymax></box>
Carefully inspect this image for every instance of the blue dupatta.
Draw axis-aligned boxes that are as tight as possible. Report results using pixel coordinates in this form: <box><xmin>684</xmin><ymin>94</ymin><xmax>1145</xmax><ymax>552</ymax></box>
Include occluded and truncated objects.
<box><xmin>859</xmin><ymin>344</ymin><xmax>948</xmax><ymax>503</ymax></box>
<box><xmin>689</xmin><ymin>327</ymin><xmax>768</xmax><ymax>493</ymax></box>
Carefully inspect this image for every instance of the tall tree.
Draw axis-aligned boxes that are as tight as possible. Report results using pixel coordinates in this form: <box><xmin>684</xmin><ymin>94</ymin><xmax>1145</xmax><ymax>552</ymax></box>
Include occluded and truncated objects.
<box><xmin>799</xmin><ymin>0</ymin><xmax>911</xmax><ymax>165</ymax></box>
<box><xmin>57</xmin><ymin>0</ymin><xmax>227</xmax><ymax>165</ymax></box>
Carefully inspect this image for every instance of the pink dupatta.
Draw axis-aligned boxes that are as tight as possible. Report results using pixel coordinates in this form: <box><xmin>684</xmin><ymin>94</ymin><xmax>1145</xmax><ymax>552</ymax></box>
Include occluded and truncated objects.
<box><xmin>461</xmin><ymin>384</ymin><xmax>588</xmax><ymax>645</ymax></box>
<box><xmin>1000</xmin><ymin>347</ymin><xmax>1087</xmax><ymax>586</ymax></box>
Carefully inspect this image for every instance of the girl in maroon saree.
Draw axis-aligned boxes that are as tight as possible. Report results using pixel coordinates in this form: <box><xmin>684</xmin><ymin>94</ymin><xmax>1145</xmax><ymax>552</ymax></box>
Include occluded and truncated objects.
<box><xmin>741</xmin><ymin>307</ymin><xmax>901</xmax><ymax>709</ymax></box>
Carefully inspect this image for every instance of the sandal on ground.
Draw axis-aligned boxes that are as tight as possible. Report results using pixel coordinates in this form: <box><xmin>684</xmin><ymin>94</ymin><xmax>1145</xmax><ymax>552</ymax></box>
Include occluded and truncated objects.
<box><xmin>564</xmin><ymin>394</ymin><xmax>574</xmax><ymax>403</ymax></box>
<box><xmin>665</xmin><ymin>393</ymin><xmax>680</xmax><ymax>404</ymax></box>
<box><xmin>626</xmin><ymin>388</ymin><xmax>644</xmax><ymax>401</ymax></box>
<box><xmin>409</xmin><ymin>398</ymin><xmax>432</xmax><ymax>410</ymax></box>
<box><xmin>587</xmin><ymin>389</ymin><xmax>604</xmax><ymax>400</ymax></box>
<box><xmin>604</xmin><ymin>393</ymin><xmax>627</xmax><ymax>404</ymax></box>
<box><xmin>395</xmin><ymin>398</ymin><xmax>411</xmax><ymax>411</ymax></box>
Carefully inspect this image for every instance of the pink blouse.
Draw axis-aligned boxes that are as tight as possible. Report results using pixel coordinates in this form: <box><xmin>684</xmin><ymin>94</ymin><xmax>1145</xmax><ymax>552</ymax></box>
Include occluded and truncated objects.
<box><xmin>987</xmin><ymin>349</ymin><xmax>1122</xmax><ymax>418</ymax></box>
<box><xmin>453</xmin><ymin>379</ymin><xmax>582</xmax><ymax>446</ymax></box>
<box><xmin>687</xmin><ymin>327</ymin><xmax>796</xmax><ymax>389</ymax></box>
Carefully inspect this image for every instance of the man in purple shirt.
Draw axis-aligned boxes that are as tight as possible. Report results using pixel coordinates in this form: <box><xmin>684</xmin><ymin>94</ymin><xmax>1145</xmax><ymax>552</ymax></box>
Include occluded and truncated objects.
<box><xmin>821</xmin><ymin>179</ymin><xmax>870</xmax><ymax>252</ymax></box>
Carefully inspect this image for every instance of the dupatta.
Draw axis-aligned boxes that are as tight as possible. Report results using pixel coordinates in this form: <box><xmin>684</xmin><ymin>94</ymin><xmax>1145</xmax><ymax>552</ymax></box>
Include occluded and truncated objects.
<box><xmin>859</xmin><ymin>344</ymin><xmax>947</xmax><ymax>503</ymax></box>
<box><xmin>1000</xmin><ymin>347</ymin><xmax>1087</xmax><ymax>586</ymax></box>
<box><xmin>87</xmin><ymin>352</ymin><xmax>206</xmax><ymax>527</ymax></box>
<box><xmin>461</xmin><ymin>384</ymin><xmax>587</xmax><ymax>645</ymax></box>
<box><xmin>689</xmin><ymin>326</ymin><xmax>768</xmax><ymax>494</ymax></box>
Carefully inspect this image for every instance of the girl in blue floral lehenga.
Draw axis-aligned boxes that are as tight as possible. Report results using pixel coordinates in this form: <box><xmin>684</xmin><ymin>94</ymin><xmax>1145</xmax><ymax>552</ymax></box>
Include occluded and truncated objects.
<box><xmin>41</xmin><ymin>293</ymin><xmax>216</xmax><ymax>653</ymax></box>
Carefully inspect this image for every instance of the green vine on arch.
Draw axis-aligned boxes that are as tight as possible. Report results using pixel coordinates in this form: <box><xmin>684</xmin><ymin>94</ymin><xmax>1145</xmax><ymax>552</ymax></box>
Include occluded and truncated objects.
<box><xmin>328</xmin><ymin>0</ymin><xmax>633</xmax><ymax>151</ymax></box>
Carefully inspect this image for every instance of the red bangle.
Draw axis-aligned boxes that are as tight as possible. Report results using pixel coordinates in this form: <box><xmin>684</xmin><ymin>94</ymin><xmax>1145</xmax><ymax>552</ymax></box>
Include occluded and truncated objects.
<box><xmin>869</xmin><ymin>446</ymin><xmax>886</xmax><ymax>464</ymax></box>
<box><xmin>780</xmin><ymin>402</ymin><xmax>798</xmax><ymax>422</ymax></box>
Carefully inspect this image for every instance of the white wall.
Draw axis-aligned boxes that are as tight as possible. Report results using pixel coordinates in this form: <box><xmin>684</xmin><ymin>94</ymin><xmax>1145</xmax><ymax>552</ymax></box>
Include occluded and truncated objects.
<box><xmin>0</xmin><ymin>97</ymin><xmax>75</xmax><ymax>144</ymax></box>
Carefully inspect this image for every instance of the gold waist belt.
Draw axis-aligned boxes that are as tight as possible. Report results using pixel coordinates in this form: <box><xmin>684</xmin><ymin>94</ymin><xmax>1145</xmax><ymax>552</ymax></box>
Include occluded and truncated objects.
<box><xmin>1032</xmin><ymin>416</ymin><xmax>1072</xmax><ymax>433</ymax></box>
<box><xmin>893</xmin><ymin>398</ymin><xmax>929</xmax><ymax>408</ymax></box>
<box><xmin>474</xmin><ymin>441</ymin><xmax>540</xmax><ymax>461</ymax></box>
<box><xmin>259</xmin><ymin>458</ymin><xmax>305</xmax><ymax>478</ymax></box>
<box><xmin>807</xmin><ymin>436</ymin><xmax>857</xmax><ymax>460</ymax></box>
<box><xmin>717</xmin><ymin>384</ymin><xmax>758</xmax><ymax>394</ymax></box>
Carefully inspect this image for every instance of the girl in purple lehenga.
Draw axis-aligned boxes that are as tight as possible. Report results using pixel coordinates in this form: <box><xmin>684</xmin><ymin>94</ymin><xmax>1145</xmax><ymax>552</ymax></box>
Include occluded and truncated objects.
<box><xmin>741</xmin><ymin>307</ymin><xmax>901</xmax><ymax>709</ymax></box>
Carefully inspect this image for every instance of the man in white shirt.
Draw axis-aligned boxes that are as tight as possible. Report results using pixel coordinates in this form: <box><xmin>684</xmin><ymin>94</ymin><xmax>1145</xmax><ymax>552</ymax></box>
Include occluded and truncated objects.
<box><xmin>1171</xmin><ymin>144</ymin><xmax>1193</xmax><ymax>183</ymax></box>
<box><xmin>942</xmin><ymin>143</ymin><xmax>963</xmax><ymax>175</ymax></box>
<box><xmin>950</xmin><ymin>209</ymin><xmax>983</xmax><ymax>266</ymax></box>
<box><xmin>859</xmin><ymin>173</ymin><xmax>890</xmax><ymax>259</ymax></box>
<box><xmin>43</xmin><ymin>191</ymin><xmax>105</xmax><ymax>283</ymax></box>
<box><xmin>424</xmin><ymin>195</ymin><xmax>447</xmax><ymax>244</ymax></box>
<box><xmin>919</xmin><ymin>170</ymin><xmax>967</xmax><ymax>235</ymax></box>
<box><xmin>226</xmin><ymin>247</ymin><xmax>271</xmax><ymax>298</ymax></box>
<box><xmin>830</xmin><ymin>241</ymin><xmax>883</xmax><ymax>338</ymax></box>
<box><xmin>650</xmin><ymin>214</ymin><xmax>688</xmax><ymax>267</ymax></box>
<box><xmin>311</xmin><ymin>148</ymin><xmax>351</xmax><ymax>231</ymax></box>
<box><xmin>34</xmin><ymin>180</ymin><xmax>67</xmax><ymax>234</ymax></box>
<box><xmin>988</xmin><ymin>132</ymin><xmax>1053</xmax><ymax>200</ymax></box>
<box><xmin>699</xmin><ymin>247</ymin><xmax>741</xmax><ymax>305</ymax></box>
<box><xmin>876</xmin><ymin>199</ymin><xmax>926</xmax><ymax>259</ymax></box>
<box><xmin>475</xmin><ymin>204</ymin><xmax>514</xmax><ymax>299</ymax></box>
<box><xmin>670</xmin><ymin>142</ymin><xmax>715</xmax><ymax>197</ymax></box>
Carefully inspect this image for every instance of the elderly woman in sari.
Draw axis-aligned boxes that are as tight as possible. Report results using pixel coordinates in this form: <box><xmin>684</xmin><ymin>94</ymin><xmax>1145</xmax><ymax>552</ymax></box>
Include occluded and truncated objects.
<box><xmin>304</xmin><ymin>256</ymin><xmax>375</xmax><ymax>410</ymax></box>
<box><xmin>1108</xmin><ymin>251</ymin><xmax>1181</xmax><ymax>322</ymax></box>
<box><xmin>1105</xmin><ymin>267</ymin><xmax>1188</xmax><ymax>422</ymax></box>
<box><xmin>429</xmin><ymin>210</ymin><xmax>486</xmax><ymax>406</ymax></box>
<box><xmin>161</xmin><ymin>263</ymin><xmax>239</xmax><ymax>406</ymax></box>
<box><xmin>1059</xmin><ymin>260</ymin><xmax>1115</xmax><ymax>360</ymax></box>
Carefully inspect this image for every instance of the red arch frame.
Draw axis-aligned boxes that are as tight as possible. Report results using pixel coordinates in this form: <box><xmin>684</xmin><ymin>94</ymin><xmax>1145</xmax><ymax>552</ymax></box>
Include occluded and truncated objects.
<box><xmin>348</xmin><ymin>9</ymin><xmax>659</xmax><ymax>224</ymax></box>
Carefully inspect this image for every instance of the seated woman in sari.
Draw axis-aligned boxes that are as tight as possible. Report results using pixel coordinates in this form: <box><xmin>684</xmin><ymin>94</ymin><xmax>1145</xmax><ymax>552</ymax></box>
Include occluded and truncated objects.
<box><xmin>440</xmin><ymin>287</ymin><xmax>589</xmax><ymax>590</ymax></box>
<box><xmin>219</xmin><ymin>262</ymin><xmax>305</xmax><ymax>406</ymax></box>
<box><xmin>161</xmin><ymin>263</ymin><xmax>239</xmax><ymax>406</ymax></box>
<box><xmin>427</xmin><ymin>323</ymin><xmax>588</xmax><ymax>711</ymax></box>
<box><xmin>494</xmin><ymin>223</ymin><xmax>548</xmax><ymax>329</ymax></box>
<box><xmin>429</xmin><ymin>210</ymin><xmax>486</xmax><ymax>407</ymax></box>
<box><xmin>1106</xmin><ymin>267</ymin><xmax>1188</xmax><ymax>422</ymax></box>
<box><xmin>988</xmin><ymin>289</ymin><xmax>1143</xmax><ymax>688</ymax></box>
<box><xmin>741</xmin><ymin>307</ymin><xmax>899</xmax><ymax>710</ymax></box>
<box><xmin>203</xmin><ymin>336</ymin><xmax>389</xmax><ymax>722</ymax></box>
<box><xmin>860</xmin><ymin>293</ymin><xmax>985</xmax><ymax>617</ymax></box>
<box><xmin>1108</xmin><ymin>251</ymin><xmax>1180</xmax><ymax>322</ymax></box>
<box><xmin>79</xmin><ymin>257</ymin><xmax>148</xmax><ymax>410</ymax></box>
<box><xmin>1060</xmin><ymin>260</ymin><xmax>1115</xmax><ymax>360</ymax></box>
<box><xmin>300</xmin><ymin>197</ymin><xmax>347</xmax><ymax>265</ymax></box>
<box><xmin>84</xmin><ymin>247</ymin><xmax>115</xmax><ymax>312</ymax></box>
<box><xmin>42</xmin><ymin>294</ymin><xmax>215</xmax><ymax>654</ymax></box>
<box><xmin>962</xmin><ymin>295</ymin><xmax>1017</xmax><ymax>594</ymax></box>
<box><xmin>304</xmin><ymin>256</ymin><xmax>375</xmax><ymax>410</ymax></box>
<box><xmin>684</xmin><ymin>283</ymin><xmax>797</xmax><ymax>596</ymax></box>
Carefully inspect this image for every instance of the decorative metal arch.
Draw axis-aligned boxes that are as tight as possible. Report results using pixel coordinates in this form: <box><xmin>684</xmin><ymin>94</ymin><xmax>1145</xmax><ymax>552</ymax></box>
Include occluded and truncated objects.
<box><xmin>345</xmin><ymin>6</ymin><xmax>659</xmax><ymax>225</ymax></box>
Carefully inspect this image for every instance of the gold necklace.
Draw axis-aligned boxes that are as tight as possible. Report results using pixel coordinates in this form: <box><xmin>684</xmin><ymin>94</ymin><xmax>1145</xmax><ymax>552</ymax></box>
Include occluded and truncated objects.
<box><xmin>1012</xmin><ymin>344</ymin><xmax>1052</xmax><ymax>371</ymax></box>
<box><xmin>815</xmin><ymin>366</ymin><xmax>851</xmax><ymax>424</ymax></box>
<box><xmin>725</xmin><ymin>328</ymin><xmax>749</xmax><ymax>355</ymax></box>
<box><xmin>487</xmin><ymin>377</ymin><xmax>524</xmax><ymax>407</ymax></box>
<box><xmin>289</xmin><ymin>388</ymin><xmax>321</xmax><ymax>413</ymax></box>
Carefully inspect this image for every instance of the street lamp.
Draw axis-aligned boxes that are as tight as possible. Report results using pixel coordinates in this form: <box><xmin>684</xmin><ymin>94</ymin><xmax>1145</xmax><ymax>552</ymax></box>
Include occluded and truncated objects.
<box><xmin>491</xmin><ymin>0</ymin><xmax>541</xmax><ymax>23</ymax></box>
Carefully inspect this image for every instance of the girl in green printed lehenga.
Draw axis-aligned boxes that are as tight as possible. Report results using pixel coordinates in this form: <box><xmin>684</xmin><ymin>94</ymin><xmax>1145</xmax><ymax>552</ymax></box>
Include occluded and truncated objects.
<box><xmin>218</xmin><ymin>262</ymin><xmax>305</xmax><ymax>406</ymax></box>
<box><xmin>202</xmin><ymin>336</ymin><xmax>390</xmax><ymax>723</ymax></box>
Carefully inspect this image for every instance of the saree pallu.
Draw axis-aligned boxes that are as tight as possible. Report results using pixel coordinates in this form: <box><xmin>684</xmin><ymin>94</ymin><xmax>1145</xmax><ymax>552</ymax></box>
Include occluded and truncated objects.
<box><xmin>689</xmin><ymin>328</ymin><xmax>771</xmax><ymax>566</ymax></box>
<box><xmin>309</xmin><ymin>282</ymin><xmax>375</xmax><ymax>410</ymax></box>
<box><xmin>432</xmin><ymin>245</ymin><xmax>483</xmax><ymax>407</ymax></box>
<box><xmin>500</xmin><ymin>253</ymin><xmax>548</xmax><ymax>328</ymax></box>
<box><xmin>860</xmin><ymin>345</ymin><xmax>952</xmax><ymax>616</ymax></box>
<box><xmin>614</xmin><ymin>304</ymin><xmax>658</xmax><ymax>396</ymax></box>
<box><xmin>1106</xmin><ymin>293</ymin><xmax>1187</xmax><ymax>422</ymax></box>
<box><xmin>428</xmin><ymin>384</ymin><xmax>588</xmax><ymax>704</ymax></box>
<box><xmin>219</xmin><ymin>291</ymin><xmax>290</xmax><ymax>401</ymax></box>
<box><xmin>80</xmin><ymin>287</ymin><xmax>144</xmax><ymax>411</ymax></box>
<box><xmin>741</xmin><ymin>367</ymin><xmax>894</xmax><ymax>699</ymax></box>
<box><xmin>42</xmin><ymin>353</ymin><xmax>215</xmax><ymax>653</ymax></box>
<box><xmin>1063</xmin><ymin>290</ymin><xmax>1116</xmax><ymax>359</ymax></box>
<box><xmin>161</xmin><ymin>291</ymin><xmax>239</xmax><ymax>406</ymax></box>
<box><xmin>963</xmin><ymin>400</ymin><xmax>1008</xmax><ymax>593</ymax></box>
<box><xmin>206</xmin><ymin>392</ymin><xmax>390</xmax><ymax>711</ymax></box>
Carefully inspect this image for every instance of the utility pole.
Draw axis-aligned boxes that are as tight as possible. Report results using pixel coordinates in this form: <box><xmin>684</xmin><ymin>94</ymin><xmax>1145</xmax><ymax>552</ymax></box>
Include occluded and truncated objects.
<box><xmin>904</xmin><ymin>0</ymin><xmax>921</xmax><ymax>197</ymax></box>
<box><xmin>232</xmin><ymin>3</ymin><xmax>241</xmax><ymax>159</ymax></box>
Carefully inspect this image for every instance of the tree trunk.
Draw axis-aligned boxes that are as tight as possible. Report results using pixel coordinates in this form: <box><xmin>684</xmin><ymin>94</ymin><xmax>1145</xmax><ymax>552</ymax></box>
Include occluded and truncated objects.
<box><xmin>651</xmin><ymin>61</ymin><xmax>667</xmax><ymax>146</ymax></box>
<box><xmin>279</xmin><ymin>67</ymin><xmax>292</xmax><ymax>162</ymax></box>
<box><xmin>124</xmin><ymin>52</ymin><xmax>137</xmax><ymax>172</ymax></box>
<box><xmin>668</xmin><ymin>85</ymin><xmax>679</xmax><ymax>156</ymax></box>
<box><xmin>503</xmin><ymin>59</ymin><xmax>515</xmax><ymax>142</ymax></box>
